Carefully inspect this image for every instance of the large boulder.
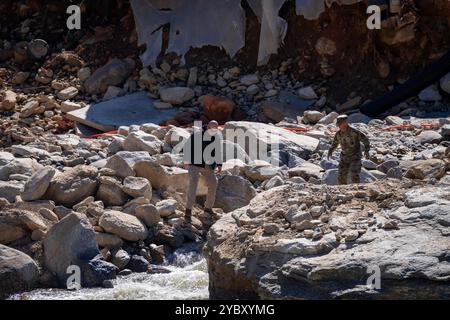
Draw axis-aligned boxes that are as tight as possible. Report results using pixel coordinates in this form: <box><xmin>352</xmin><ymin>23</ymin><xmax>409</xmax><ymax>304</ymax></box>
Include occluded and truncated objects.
<box><xmin>44</xmin><ymin>165</ymin><xmax>99</xmax><ymax>207</ymax></box>
<box><xmin>84</xmin><ymin>58</ymin><xmax>135</xmax><ymax>94</ymax></box>
<box><xmin>0</xmin><ymin>181</ymin><xmax>24</xmax><ymax>202</ymax></box>
<box><xmin>1</xmin><ymin>90</ymin><xmax>17</xmax><ymax>111</ymax></box>
<box><xmin>440</xmin><ymin>73</ymin><xmax>450</xmax><ymax>93</ymax></box>
<box><xmin>135</xmin><ymin>204</ymin><xmax>160</xmax><ymax>227</ymax></box>
<box><xmin>0</xmin><ymin>245</ymin><xmax>39</xmax><ymax>299</ymax></box>
<box><xmin>96</xmin><ymin>177</ymin><xmax>129</xmax><ymax>206</ymax></box>
<box><xmin>288</xmin><ymin>162</ymin><xmax>323</xmax><ymax>180</ymax></box>
<box><xmin>0</xmin><ymin>157</ymin><xmax>43</xmax><ymax>181</ymax></box>
<box><xmin>0</xmin><ymin>209</ymin><xmax>50</xmax><ymax>245</ymax></box>
<box><xmin>224</xmin><ymin>122</ymin><xmax>319</xmax><ymax>162</ymax></box>
<box><xmin>122</xmin><ymin>176</ymin><xmax>152</xmax><ymax>199</ymax></box>
<box><xmin>133</xmin><ymin>161</ymin><xmax>208</xmax><ymax>195</ymax></box>
<box><xmin>21</xmin><ymin>167</ymin><xmax>56</xmax><ymax>201</ymax></box>
<box><xmin>123</xmin><ymin>131</ymin><xmax>163</xmax><ymax>155</ymax></box>
<box><xmin>205</xmin><ymin>183</ymin><xmax>450</xmax><ymax>299</ymax></box>
<box><xmin>44</xmin><ymin>212</ymin><xmax>116</xmax><ymax>287</ymax></box>
<box><xmin>104</xmin><ymin>151</ymin><xmax>151</xmax><ymax>179</ymax></box>
<box><xmin>99</xmin><ymin>210</ymin><xmax>148</xmax><ymax>242</ymax></box>
<box><xmin>215</xmin><ymin>175</ymin><xmax>256</xmax><ymax>212</ymax></box>
<box><xmin>416</xmin><ymin>131</ymin><xmax>443</xmax><ymax>145</ymax></box>
<box><xmin>322</xmin><ymin>168</ymin><xmax>377</xmax><ymax>185</ymax></box>
<box><xmin>403</xmin><ymin>159</ymin><xmax>447</xmax><ymax>180</ymax></box>
<box><xmin>243</xmin><ymin>163</ymin><xmax>282</xmax><ymax>182</ymax></box>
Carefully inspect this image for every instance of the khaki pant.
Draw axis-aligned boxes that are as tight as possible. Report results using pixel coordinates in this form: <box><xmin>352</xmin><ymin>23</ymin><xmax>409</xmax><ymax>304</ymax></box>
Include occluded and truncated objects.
<box><xmin>186</xmin><ymin>165</ymin><xmax>218</xmax><ymax>210</ymax></box>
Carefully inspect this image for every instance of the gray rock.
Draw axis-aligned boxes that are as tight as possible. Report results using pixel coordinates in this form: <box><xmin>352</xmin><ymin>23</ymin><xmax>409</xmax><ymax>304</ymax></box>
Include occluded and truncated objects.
<box><xmin>303</xmin><ymin>110</ymin><xmax>325</xmax><ymax>124</ymax></box>
<box><xmin>159</xmin><ymin>87</ymin><xmax>195</xmax><ymax>105</ymax></box>
<box><xmin>44</xmin><ymin>212</ymin><xmax>115</xmax><ymax>287</ymax></box>
<box><xmin>156</xmin><ymin>199</ymin><xmax>178</xmax><ymax>217</ymax></box>
<box><xmin>441</xmin><ymin>124</ymin><xmax>450</xmax><ymax>139</ymax></box>
<box><xmin>44</xmin><ymin>165</ymin><xmax>99</xmax><ymax>207</ymax></box>
<box><xmin>95</xmin><ymin>232</ymin><xmax>123</xmax><ymax>249</ymax></box>
<box><xmin>127</xmin><ymin>255</ymin><xmax>149</xmax><ymax>273</ymax></box>
<box><xmin>0</xmin><ymin>245</ymin><xmax>39</xmax><ymax>299</ymax></box>
<box><xmin>416</xmin><ymin>131</ymin><xmax>442</xmax><ymax>145</ymax></box>
<box><xmin>111</xmin><ymin>249</ymin><xmax>130</xmax><ymax>270</ymax></box>
<box><xmin>122</xmin><ymin>176</ymin><xmax>152</xmax><ymax>199</ymax></box>
<box><xmin>135</xmin><ymin>204</ymin><xmax>160</xmax><ymax>227</ymax></box>
<box><xmin>205</xmin><ymin>184</ymin><xmax>450</xmax><ymax>300</ymax></box>
<box><xmin>362</xmin><ymin>159</ymin><xmax>377</xmax><ymax>170</ymax></box>
<box><xmin>99</xmin><ymin>210</ymin><xmax>148</xmax><ymax>242</ymax></box>
<box><xmin>215</xmin><ymin>175</ymin><xmax>256</xmax><ymax>212</ymax></box>
<box><xmin>322</xmin><ymin>168</ymin><xmax>376</xmax><ymax>185</ymax></box>
<box><xmin>239</xmin><ymin>74</ymin><xmax>259</xmax><ymax>86</ymax></box>
<box><xmin>418</xmin><ymin>85</ymin><xmax>441</xmax><ymax>101</ymax></box>
<box><xmin>105</xmin><ymin>151</ymin><xmax>152</xmax><ymax>179</ymax></box>
<box><xmin>264</xmin><ymin>175</ymin><xmax>284</xmax><ymax>190</ymax></box>
<box><xmin>318</xmin><ymin>112</ymin><xmax>339</xmax><ymax>125</ymax></box>
<box><xmin>297</xmin><ymin>86</ymin><xmax>318</xmax><ymax>100</ymax></box>
<box><xmin>84</xmin><ymin>58</ymin><xmax>135</xmax><ymax>94</ymax></box>
<box><xmin>377</xmin><ymin>160</ymin><xmax>399</xmax><ymax>174</ymax></box>
<box><xmin>123</xmin><ymin>131</ymin><xmax>163</xmax><ymax>155</ymax></box>
<box><xmin>21</xmin><ymin>167</ymin><xmax>56</xmax><ymax>201</ymax></box>
<box><xmin>96</xmin><ymin>177</ymin><xmax>129</xmax><ymax>207</ymax></box>
<box><xmin>0</xmin><ymin>158</ymin><xmax>43</xmax><ymax>181</ymax></box>
<box><xmin>0</xmin><ymin>181</ymin><xmax>24</xmax><ymax>202</ymax></box>
<box><xmin>387</xmin><ymin>166</ymin><xmax>403</xmax><ymax>179</ymax></box>
<box><xmin>57</xmin><ymin>86</ymin><xmax>78</xmax><ymax>100</ymax></box>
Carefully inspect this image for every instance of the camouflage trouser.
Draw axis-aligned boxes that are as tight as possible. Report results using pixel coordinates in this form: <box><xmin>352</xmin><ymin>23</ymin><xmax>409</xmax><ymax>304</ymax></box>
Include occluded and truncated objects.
<box><xmin>338</xmin><ymin>156</ymin><xmax>362</xmax><ymax>185</ymax></box>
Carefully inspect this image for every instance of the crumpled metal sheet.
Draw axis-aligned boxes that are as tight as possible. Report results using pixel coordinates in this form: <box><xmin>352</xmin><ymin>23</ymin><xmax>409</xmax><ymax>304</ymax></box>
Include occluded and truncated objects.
<box><xmin>296</xmin><ymin>0</ymin><xmax>363</xmax><ymax>20</ymax></box>
<box><xmin>130</xmin><ymin>0</ymin><xmax>246</xmax><ymax>66</ymax></box>
<box><xmin>247</xmin><ymin>0</ymin><xmax>288</xmax><ymax>66</ymax></box>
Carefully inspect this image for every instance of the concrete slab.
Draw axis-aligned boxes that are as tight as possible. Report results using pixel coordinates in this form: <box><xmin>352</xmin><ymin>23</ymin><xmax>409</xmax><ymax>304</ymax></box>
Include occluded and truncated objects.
<box><xmin>66</xmin><ymin>92</ymin><xmax>177</xmax><ymax>132</ymax></box>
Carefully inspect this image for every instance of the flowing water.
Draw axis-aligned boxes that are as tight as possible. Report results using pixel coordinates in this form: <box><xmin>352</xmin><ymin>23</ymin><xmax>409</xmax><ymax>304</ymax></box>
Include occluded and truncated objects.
<box><xmin>9</xmin><ymin>245</ymin><xmax>209</xmax><ymax>300</ymax></box>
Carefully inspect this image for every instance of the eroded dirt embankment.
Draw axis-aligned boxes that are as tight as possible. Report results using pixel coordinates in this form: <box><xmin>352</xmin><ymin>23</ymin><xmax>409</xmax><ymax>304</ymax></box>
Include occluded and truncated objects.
<box><xmin>2</xmin><ymin>0</ymin><xmax>450</xmax><ymax>102</ymax></box>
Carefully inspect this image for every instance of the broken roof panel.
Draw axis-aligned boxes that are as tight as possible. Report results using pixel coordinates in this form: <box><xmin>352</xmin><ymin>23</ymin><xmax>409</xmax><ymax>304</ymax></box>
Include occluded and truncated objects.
<box><xmin>65</xmin><ymin>91</ymin><xmax>177</xmax><ymax>132</ymax></box>
<box><xmin>130</xmin><ymin>0</ymin><xmax>246</xmax><ymax>66</ymax></box>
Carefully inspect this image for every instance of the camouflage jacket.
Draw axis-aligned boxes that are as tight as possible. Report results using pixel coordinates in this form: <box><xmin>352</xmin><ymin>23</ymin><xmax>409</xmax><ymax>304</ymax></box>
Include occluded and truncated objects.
<box><xmin>329</xmin><ymin>126</ymin><xmax>370</xmax><ymax>159</ymax></box>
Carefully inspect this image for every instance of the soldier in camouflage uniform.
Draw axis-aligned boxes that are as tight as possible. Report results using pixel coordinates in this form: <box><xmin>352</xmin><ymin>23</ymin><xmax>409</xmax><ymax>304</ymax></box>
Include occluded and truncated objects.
<box><xmin>327</xmin><ymin>115</ymin><xmax>370</xmax><ymax>184</ymax></box>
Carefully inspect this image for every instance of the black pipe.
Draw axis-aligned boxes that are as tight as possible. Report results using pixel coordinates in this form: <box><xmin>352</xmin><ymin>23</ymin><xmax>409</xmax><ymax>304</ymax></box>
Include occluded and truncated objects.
<box><xmin>360</xmin><ymin>51</ymin><xmax>450</xmax><ymax>117</ymax></box>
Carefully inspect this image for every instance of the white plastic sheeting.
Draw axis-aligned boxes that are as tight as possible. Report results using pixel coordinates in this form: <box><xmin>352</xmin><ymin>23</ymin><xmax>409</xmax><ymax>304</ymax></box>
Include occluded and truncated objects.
<box><xmin>130</xmin><ymin>0</ymin><xmax>364</xmax><ymax>66</ymax></box>
<box><xmin>247</xmin><ymin>0</ymin><xmax>288</xmax><ymax>66</ymax></box>
<box><xmin>130</xmin><ymin>0</ymin><xmax>246</xmax><ymax>66</ymax></box>
<box><xmin>296</xmin><ymin>0</ymin><xmax>363</xmax><ymax>20</ymax></box>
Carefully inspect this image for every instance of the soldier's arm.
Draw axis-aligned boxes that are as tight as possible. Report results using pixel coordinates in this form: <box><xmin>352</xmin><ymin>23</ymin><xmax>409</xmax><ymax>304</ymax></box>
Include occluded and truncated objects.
<box><xmin>358</xmin><ymin>130</ymin><xmax>370</xmax><ymax>152</ymax></box>
<box><xmin>328</xmin><ymin>133</ymin><xmax>339</xmax><ymax>156</ymax></box>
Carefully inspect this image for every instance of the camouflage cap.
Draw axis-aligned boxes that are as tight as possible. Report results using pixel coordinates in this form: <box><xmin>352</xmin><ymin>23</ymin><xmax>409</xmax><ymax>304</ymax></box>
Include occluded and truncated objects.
<box><xmin>336</xmin><ymin>115</ymin><xmax>348</xmax><ymax>124</ymax></box>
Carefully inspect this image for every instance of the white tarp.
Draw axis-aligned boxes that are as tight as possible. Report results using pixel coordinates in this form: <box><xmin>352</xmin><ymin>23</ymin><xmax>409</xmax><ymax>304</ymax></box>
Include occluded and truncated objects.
<box><xmin>130</xmin><ymin>0</ymin><xmax>363</xmax><ymax>66</ymax></box>
<box><xmin>296</xmin><ymin>0</ymin><xmax>363</xmax><ymax>20</ymax></box>
<box><xmin>130</xmin><ymin>0</ymin><xmax>246</xmax><ymax>66</ymax></box>
<box><xmin>247</xmin><ymin>0</ymin><xmax>288</xmax><ymax>66</ymax></box>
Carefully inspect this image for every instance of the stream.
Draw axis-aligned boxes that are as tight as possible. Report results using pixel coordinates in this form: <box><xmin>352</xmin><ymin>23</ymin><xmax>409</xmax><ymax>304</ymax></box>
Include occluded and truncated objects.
<box><xmin>9</xmin><ymin>245</ymin><xmax>209</xmax><ymax>300</ymax></box>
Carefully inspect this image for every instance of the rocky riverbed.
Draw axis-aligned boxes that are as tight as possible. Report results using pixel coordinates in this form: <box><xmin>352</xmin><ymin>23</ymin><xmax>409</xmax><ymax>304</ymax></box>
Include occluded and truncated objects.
<box><xmin>1</xmin><ymin>0</ymin><xmax>450</xmax><ymax>300</ymax></box>
<box><xmin>0</xmin><ymin>111</ymin><xmax>449</xmax><ymax>299</ymax></box>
